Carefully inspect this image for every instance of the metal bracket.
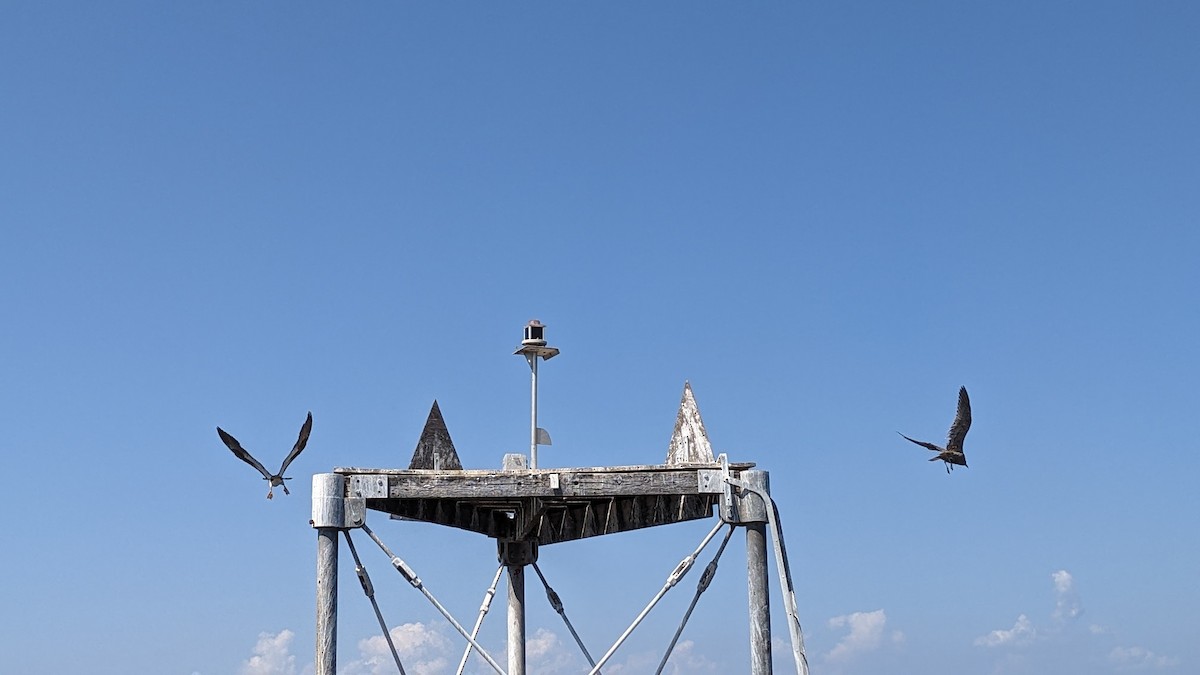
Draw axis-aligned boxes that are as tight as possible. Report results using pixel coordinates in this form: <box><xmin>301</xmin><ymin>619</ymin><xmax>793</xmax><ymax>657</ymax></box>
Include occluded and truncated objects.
<box><xmin>312</xmin><ymin>473</ymin><xmax>346</xmax><ymax>529</ymax></box>
<box><xmin>346</xmin><ymin>497</ymin><xmax>366</xmax><ymax>528</ymax></box>
<box><xmin>716</xmin><ymin>453</ymin><xmax>737</xmax><ymax>523</ymax></box>
<box><xmin>498</xmin><ymin>539</ymin><xmax>539</xmax><ymax>566</ymax></box>
<box><xmin>338</xmin><ymin>475</ymin><xmax>385</xmax><ymax>529</ymax></box>
<box><xmin>696</xmin><ymin>469</ymin><xmax>724</xmax><ymax>494</ymax></box>
<box><xmin>349</xmin><ymin>474</ymin><xmax>388</xmax><ymax>499</ymax></box>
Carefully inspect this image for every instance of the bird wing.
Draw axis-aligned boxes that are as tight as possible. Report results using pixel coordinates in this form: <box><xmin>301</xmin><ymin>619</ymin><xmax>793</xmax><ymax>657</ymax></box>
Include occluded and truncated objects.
<box><xmin>278</xmin><ymin>411</ymin><xmax>312</xmax><ymax>475</ymax></box>
<box><xmin>217</xmin><ymin>427</ymin><xmax>273</xmax><ymax>480</ymax></box>
<box><xmin>945</xmin><ymin>386</ymin><xmax>972</xmax><ymax>453</ymax></box>
<box><xmin>898</xmin><ymin>432</ymin><xmax>945</xmax><ymax>454</ymax></box>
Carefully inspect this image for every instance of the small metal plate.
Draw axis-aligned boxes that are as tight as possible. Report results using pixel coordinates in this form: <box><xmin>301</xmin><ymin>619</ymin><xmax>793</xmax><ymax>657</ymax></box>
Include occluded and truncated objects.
<box><xmin>697</xmin><ymin>469</ymin><xmax>724</xmax><ymax>494</ymax></box>
<box><xmin>345</xmin><ymin>497</ymin><xmax>366</xmax><ymax>528</ymax></box>
<box><xmin>349</xmin><ymin>475</ymin><xmax>388</xmax><ymax>499</ymax></box>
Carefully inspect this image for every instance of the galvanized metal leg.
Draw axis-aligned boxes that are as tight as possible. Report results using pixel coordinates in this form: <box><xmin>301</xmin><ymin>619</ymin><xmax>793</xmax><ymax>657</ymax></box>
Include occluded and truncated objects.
<box><xmin>316</xmin><ymin>527</ymin><xmax>339</xmax><ymax>675</ymax></box>
<box><xmin>500</xmin><ymin>541</ymin><xmax>537</xmax><ymax>675</ymax></box>
<box><xmin>528</xmin><ymin>354</ymin><xmax>539</xmax><ymax>470</ymax></box>
<box><xmin>507</xmin><ymin>562</ymin><xmax>525</xmax><ymax>675</ymax></box>
<box><xmin>313</xmin><ymin>474</ymin><xmax>347</xmax><ymax>675</ymax></box>
<box><xmin>725</xmin><ymin>470</ymin><xmax>809</xmax><ymax>675</ymax></box>
<box><xmin>734</xmin><ymin>470</ymin><xmax>774</xmax><ymax>675</ymax></box>
<box><xmin>747</xmin><ymin>522</ymin><xmax>772</xmax><ymax>675</ymax></box>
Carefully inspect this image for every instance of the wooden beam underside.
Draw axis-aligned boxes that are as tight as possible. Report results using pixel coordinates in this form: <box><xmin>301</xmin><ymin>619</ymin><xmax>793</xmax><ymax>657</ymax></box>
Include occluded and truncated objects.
<box><xmin>336</xmin><ymin>464</ymin><xmax>750</xmax><ymax>545</ymax></box>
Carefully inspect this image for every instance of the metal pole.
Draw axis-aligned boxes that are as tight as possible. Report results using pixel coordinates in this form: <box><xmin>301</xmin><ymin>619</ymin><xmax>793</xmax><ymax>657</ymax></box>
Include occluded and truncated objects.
<box><xmin>316</xmin><ymin>528</ymin><xmax>339</xmax><ymax>675</ymax></box>
<box><xmin>508</xmin><ymin>562</ymin><xmax>526</xmax><ymax>675</ymax></box>
<box><xmin>313</xmin><ymin>474</ymin><xmax>346</xmax><ymax>675</ymax></box>
<box><xmin>747</xmin><ymin>522</ymin><xmax>772</xmax><ymax>675</ymax></box>
<box><xmin>500</xmin><ymin>541</ymin><xmax>536</xmax><ymax>675</ymax></box>
<box><xmin>735</xmin><ymin>470</ymin><xmax>773</xmax><ymax>675</ymax></box>
<box><xmin>529</xmin><ymin>354</ymin><xmax>538</xmax><ymax>469</ymax></box>
<box><xmin>727</xmin><ymin>472</ymin><xmax>809</xmax><ymax>675</ymax></box>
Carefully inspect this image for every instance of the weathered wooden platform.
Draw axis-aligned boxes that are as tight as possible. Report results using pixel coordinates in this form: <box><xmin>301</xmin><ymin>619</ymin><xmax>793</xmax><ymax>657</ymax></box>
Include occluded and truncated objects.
<box><xmin>333</xmin><ymin>462</ymin><xmax>755</xmax><ymax>546</ymax></box>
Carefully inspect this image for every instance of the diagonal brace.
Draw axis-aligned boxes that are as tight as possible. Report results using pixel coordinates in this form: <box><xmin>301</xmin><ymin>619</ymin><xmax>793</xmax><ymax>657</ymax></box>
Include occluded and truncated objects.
<box><xmin>586</xmin><ymin>519</ymin><xmax>727</xmax><ymax>675</ymax></box>
<box><xmin>343</xmin><ymin>531</ymin><xmax>407</xmax><ymax>675</ymax></box>
<box><xmin>361</xmin><ymin>524</ymin><xmax>509</xmax><ymax>675</ymax></box>
<box><xmin>655</xmin><ymin>524</ymin><xmax>735</xmax><ymax>674</ymax></box>
<box><xmin>531</xmin><ymin>562</ymin><xmax>600</xmax><ymax>672</ymax></box>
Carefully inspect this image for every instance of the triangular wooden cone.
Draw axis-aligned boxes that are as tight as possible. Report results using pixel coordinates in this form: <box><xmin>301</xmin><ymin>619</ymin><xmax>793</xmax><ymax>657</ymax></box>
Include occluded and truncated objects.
<box><xmin>408</xmin><ymin>400</ymin><xmax>463</xmax><ymax>470</ymax></box>
<box><xmin>666</xmin><ymin>381</ymin><xmax>714</xmax><ymax>465</ymax></box>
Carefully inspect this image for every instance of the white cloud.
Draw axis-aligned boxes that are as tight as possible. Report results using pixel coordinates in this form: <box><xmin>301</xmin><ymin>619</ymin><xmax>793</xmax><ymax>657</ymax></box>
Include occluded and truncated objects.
<box><xmin>1051</xmin><ymin>570</ymin><xmax>1082</xmax><ymax>621</ymax></box>
<box><xmin>342</xmin><ymin>622</ymin><xmax>454</xmax><ymax>675</ymax></box>
<box><xmin>526</xmin><ymin>628</ymin><xmax>561</xmax><ymax>660</ymax></box>
<box><xmin>974</xmin><ymin>614</ymin><xmax>1037</xmax><ymax>648</ymax></box>
<box><xmin>662</xmin><ymin>639</ymin><xmax>720</xmax><ymax>674</ymax></box>
<box><xmin>525</xmin><ymin>628</ymin><xmax>583</xmax><ymax>675</ymax></box>
<box><xmin>973</xmin><ymin>571</ymin><xmax>1179</xmax><ymax>672</ymax></box>
<box><xmin>603</xmin><ymin>648</ymin><xmax>657</xmax><ymax>674</ymax></box>
<box><xmin>339</xmin><ymin>623</ymin><xmax>590</xmax><ymax>675</ymax></box>
<box><xmin>260</xmin><ymin>622</ymin><xmax>719</xmax><ymax>675</ymax></box>
<box><xmin>604</xmin><ymin>639</ymin><xmax>718</xmax><ymax>675</ymax></box>
<box><xmin>976</xmin><ymin>569</ymin><xmax>1082</xmax><ymax>651</ymax></box>
<box><xmin>825</xmin><ymin>609</ymin><xmax>891</xmax><ymax>662</ymax></box>
<box><xmin>1110</xmin><ymin>645</ymin><xmax>1180</xmax><ymax>670</ymax></box>
<box><xmin>241</xmin><ymin>629</ymin><xmax>298</xmax><ymax>675</ymax></box>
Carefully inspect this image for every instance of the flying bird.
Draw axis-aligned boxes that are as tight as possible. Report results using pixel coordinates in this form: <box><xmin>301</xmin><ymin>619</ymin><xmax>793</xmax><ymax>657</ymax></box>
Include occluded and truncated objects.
<box><xmin>217</xmin><ymin>412</ymin><xmax>313</xmax><ymax>498</ymax></box>
<box><xmin>899</xmin><ymin>387</ymin><xmax>971</xmax><ymax>473</ymax></box>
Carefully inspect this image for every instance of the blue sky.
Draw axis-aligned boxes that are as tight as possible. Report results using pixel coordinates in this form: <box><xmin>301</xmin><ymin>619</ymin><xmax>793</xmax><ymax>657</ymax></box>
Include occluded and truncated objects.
<box><xmin>2</xmin><ymin>2</ymin><xmax>1198</xmax><ymax>674</ymax></box>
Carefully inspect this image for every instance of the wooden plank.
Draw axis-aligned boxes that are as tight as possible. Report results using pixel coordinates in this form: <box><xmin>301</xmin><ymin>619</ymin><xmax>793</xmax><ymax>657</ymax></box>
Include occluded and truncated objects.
<box><xmin>377</xmin><ymin>469</ymin><xmax>711</xmax><ymax>499</ymax></box>
<box><xmin>334</xmin><ymin>461</ymin><xmax>755</xmax><ymax>475</ymax></box>
<box><xmin>342</xmin><ymin>462</ymin><xmax>754</xmax><ymax>544</ymax></box>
